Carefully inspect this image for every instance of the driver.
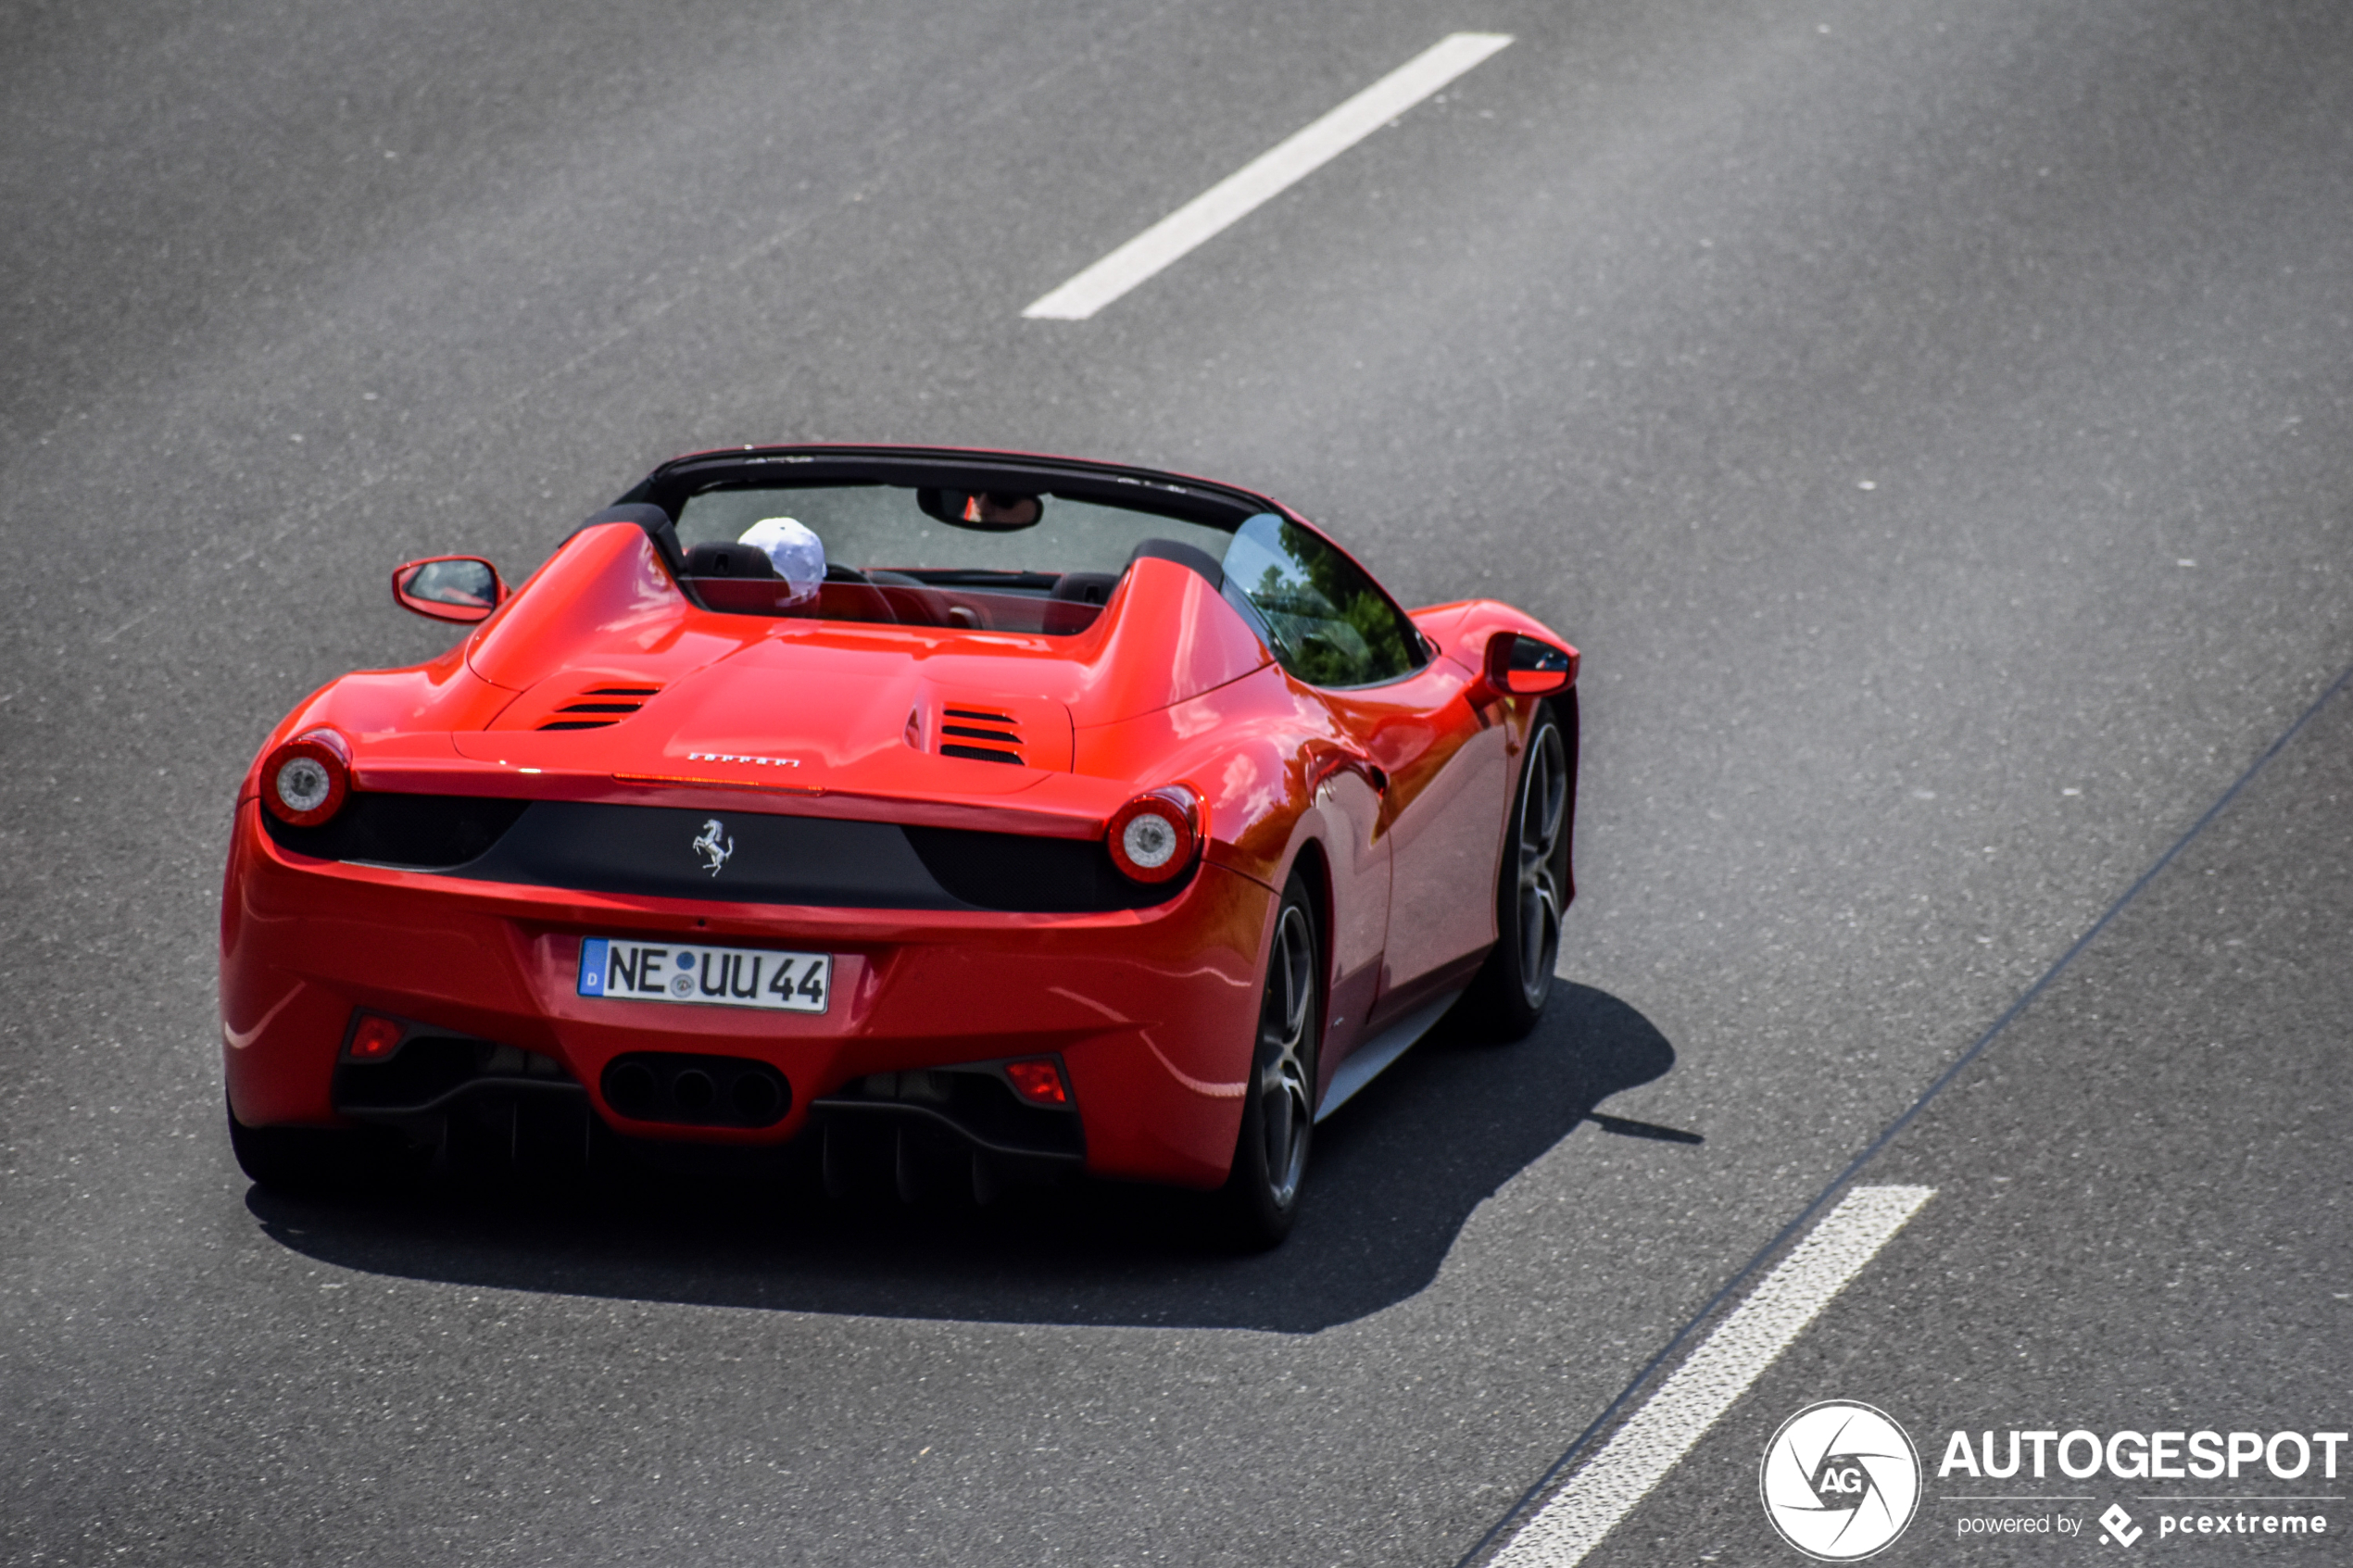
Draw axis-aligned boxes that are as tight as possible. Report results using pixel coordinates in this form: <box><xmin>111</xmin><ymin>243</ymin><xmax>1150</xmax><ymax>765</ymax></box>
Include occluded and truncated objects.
<box><xmin>736</xmin><ymin>516</ymin><xmax>825</xmax><ymax>605</ymax></box>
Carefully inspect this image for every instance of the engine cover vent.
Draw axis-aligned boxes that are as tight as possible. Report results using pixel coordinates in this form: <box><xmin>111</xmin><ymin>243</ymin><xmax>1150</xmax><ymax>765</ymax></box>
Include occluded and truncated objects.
<box><xmin>903</xmin><ymin>693</ymin><xmax>1072</xmax><ymax>771</ymax></box>
<box><xmin>491</xmin><ymin>680</ymin><xmax>665</xmax><ymax>732</ymax></box>
<box><xmin>937</xmin><ymin>707</ymin><xmax>1024</xmax><ymax>766</ymax></box>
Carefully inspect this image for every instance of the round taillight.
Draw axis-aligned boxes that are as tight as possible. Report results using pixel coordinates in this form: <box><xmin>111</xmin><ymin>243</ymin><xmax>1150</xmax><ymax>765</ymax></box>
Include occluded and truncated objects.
<box><xmin>1107</xmin><ymin>787</ymin><xmax>1202</xmax><ymax>884</ymax></box>
<box><xmin>261</xmin><ymin>732</ymin><xmax>350</xmax><ymax>826</ymax></box>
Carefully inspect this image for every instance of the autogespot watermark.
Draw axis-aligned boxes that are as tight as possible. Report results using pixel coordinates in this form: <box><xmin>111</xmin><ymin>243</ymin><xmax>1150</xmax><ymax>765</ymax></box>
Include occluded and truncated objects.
<box><xmin>1761</xmin><ymin>1409</ymin><xmax>2346</xmax><ymax>1557</ymax></box>
<box><xmin>1935</xmin><ymin>1426</ymin><xmax>2344</xmax><ymax>1548</ymax></box>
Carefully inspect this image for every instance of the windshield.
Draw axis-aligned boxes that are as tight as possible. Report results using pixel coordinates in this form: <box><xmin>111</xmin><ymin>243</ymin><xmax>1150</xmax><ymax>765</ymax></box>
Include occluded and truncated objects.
<box><xmin>673</xmin><ymin>483</ymin><xmax>1236</xmax><ymax>634</ymax></box>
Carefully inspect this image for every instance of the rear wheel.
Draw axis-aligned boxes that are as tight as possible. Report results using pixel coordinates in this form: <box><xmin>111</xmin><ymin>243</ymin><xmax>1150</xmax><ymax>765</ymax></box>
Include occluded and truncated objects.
<box><xmin>1461</xmin><ymin>704</ymin><xmax>1571</xmax><ymax>1039</ymax></box>
<box><xmin>1222</xmin><ymin>876</ymin><xmax>1321</xmax><ymax>1248</ymax></box>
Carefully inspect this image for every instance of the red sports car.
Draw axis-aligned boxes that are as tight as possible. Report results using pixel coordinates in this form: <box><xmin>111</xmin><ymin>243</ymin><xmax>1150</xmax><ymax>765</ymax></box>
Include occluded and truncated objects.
<box><xmin>221</xmin><ymin>445</ymin><xmax>1579</xmax><ymax>1243</ymax></box>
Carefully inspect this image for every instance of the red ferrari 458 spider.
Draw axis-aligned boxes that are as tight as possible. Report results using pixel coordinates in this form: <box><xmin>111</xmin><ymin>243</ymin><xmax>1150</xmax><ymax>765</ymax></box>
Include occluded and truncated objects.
<box><xmin>221</xmin><ymin>445</ymin><xmax>1578</xmax><ymax>1243</ymax></box>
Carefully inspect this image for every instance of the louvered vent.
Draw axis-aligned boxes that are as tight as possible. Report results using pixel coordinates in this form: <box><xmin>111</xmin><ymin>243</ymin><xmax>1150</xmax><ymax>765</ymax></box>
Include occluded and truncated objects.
<box><xmin>937</xmin><ymin>707</ymin><xmax>1024</xmax><ymax>766</ymax></box>
<box><xmin>536</xmin><ymin>684</ymin><xmax>662</xmax><ymax>732</ymax></box>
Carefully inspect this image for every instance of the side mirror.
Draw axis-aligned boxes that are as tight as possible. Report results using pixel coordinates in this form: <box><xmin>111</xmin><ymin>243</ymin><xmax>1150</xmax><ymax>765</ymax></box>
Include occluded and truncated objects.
<box><xmin>392</xmin><ymin>556</ymin><xmax>507</xmax><ymax>623</ymax></box>
<box><xmin>1482</xmin><ymin>631</ymin><xmax>1579</xmax><ymax>696</ymax></box>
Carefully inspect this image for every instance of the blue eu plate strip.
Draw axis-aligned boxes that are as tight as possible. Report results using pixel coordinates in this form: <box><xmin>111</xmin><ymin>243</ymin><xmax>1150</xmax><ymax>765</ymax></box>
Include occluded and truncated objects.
<box><xmin>577</xmin><ymin>937</ymin><xmax>609</xmax><ymax>996</ymax></box>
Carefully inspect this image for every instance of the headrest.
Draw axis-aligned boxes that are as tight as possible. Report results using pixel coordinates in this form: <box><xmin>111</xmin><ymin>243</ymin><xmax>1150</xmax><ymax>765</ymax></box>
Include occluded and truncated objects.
<box><xmin>683</xmin><ymin>542</ymin><xmax>782</xmax><ymax>578</ymax></box>
<box><xmin>1050</xmin><ymin>571</ymin><xmax>1120</xmax><ymax>606</ymax></box>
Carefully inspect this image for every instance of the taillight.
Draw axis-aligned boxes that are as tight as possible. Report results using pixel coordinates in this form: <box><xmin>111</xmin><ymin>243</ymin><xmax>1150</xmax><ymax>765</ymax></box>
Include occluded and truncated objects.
<box><xmin>1106</xmin><ymin>786</ymin><xmax>1202</xmax><ymax>884</ymax></box>
<box><xmin>345</xmin><ymin>1013</ymin><xmax>404</xmax><ymax>1060</ymax></box>
<box><xmin>260</xmin><ymin>730</ymin><xmax>350</xmax><ymax>826</ymax></box>
<box><xmin>1005</xmin><ymin>1058</ymin><xmax>1069</xmax><ymax>1106</ymax></box>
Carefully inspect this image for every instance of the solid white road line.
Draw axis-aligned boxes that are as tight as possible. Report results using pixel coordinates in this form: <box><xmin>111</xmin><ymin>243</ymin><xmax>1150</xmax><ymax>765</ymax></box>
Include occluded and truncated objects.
<box><xmin>1020</xmin><ymin>31</ymin><xmax>1513</xmax><ymax>320</ymax></box>
<box><xmin>1490</xmin><ymin>1185</ymin><xmax>1936</xmax><ymax>1568</ymax></box>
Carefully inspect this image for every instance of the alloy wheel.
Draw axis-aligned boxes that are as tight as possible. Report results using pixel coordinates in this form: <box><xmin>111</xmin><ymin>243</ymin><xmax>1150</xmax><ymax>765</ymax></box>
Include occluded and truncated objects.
<box><xmin>1256</xmin><ymin>902</ymin><xmax>1317</xmax><ymax>1209</ymax></box>
<box><xmin>1515</xmin><ymin>721</ymin><xmax>1569</xmax><ymax>1010</ymax></box>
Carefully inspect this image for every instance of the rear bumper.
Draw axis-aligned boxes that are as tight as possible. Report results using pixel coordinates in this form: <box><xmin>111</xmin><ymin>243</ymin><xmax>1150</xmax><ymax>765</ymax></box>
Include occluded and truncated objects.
<box><xmin>220</xmin><ymin>800</ymin><xmax>1270</xmax><ymax>1186</ymax></box>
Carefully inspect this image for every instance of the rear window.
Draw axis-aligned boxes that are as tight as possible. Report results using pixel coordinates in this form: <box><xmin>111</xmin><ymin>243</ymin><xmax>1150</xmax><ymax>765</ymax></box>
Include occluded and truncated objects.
<box><xmin>673</xmin><ymin>483</ymin><xmax>1235</xmax><ymax>635</ymax></box>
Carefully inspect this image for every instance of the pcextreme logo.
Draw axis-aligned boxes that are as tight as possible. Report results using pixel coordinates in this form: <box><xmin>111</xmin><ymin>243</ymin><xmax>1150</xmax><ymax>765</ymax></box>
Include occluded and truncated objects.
<box><xmin>1761</xmin><ymin>1401</ymin><xmax>1923</xmax><ymax>1561</ymax></box>
<box><xmin>2098</xmin><ymin>1503</ymin><xmax>2145</xmax><ymax>1547</ymax></box>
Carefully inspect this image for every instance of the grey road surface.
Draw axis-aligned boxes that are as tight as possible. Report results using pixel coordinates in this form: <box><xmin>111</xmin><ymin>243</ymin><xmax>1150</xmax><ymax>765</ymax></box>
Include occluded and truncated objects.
<box><xmin>2</xmin><ymin>0</ymin><xmax>2348</xmax><ymax>1563</ymax></box>
<box><xmin>1575</xmin><ymin>667</ymin><xmax>2353</xmax><ymax>1567</ymax></box>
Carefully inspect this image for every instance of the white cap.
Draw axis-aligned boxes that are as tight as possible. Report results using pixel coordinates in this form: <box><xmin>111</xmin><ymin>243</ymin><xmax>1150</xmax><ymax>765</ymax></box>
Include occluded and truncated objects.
<box><xmin>737</xmin><ymin>517</ymin><xmax>825</xmax><ymax>604</ymax></box>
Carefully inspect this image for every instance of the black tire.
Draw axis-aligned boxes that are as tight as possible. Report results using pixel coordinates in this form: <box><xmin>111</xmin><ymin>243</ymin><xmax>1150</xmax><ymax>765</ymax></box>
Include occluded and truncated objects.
<box><xmin>226</xmin><ymin>1096</ymin><xmax>396</xmax><ymax>1192</ymax></box>
<box><xmin>1460</xmin><ymin>700</ymin><xmax>1573</xmax><ymax>1040</ymax></box>
<box><xmin>1222</xmin><ymin>875</ymin><xmax>1322</xmax><ymax>1248</ymax></box>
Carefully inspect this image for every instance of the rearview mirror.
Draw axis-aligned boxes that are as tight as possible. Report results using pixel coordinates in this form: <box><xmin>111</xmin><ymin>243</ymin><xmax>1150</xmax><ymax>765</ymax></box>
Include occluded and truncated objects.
<box><xmin>916</xmin><ymin>488</ymin><xmax>1044</xmax><ymax>531</ymax></box>
<box><xmin>392</xmin><ymin>556</ymin><xmax>507</xmax><ymax>623</ymax></box>
<box><xmin>1482</xmin><ymin>631</ymin><xmax>1578</xmax><ymax>696</ymax></box>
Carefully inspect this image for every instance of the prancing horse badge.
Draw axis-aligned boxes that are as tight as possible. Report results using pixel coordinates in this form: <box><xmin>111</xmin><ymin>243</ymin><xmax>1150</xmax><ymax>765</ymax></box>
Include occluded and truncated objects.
<box><xmin>691</xmin><ymin>818</ymin><xmax>735</xmax><ymax>876</ymax></box>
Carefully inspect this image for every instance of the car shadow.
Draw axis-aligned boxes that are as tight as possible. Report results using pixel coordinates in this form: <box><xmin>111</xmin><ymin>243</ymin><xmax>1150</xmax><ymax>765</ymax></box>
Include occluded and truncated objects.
<box><xmin>246</xmin><ymin>983</ymin><xmax>1692</xmax><ymax>1333</ymax></box>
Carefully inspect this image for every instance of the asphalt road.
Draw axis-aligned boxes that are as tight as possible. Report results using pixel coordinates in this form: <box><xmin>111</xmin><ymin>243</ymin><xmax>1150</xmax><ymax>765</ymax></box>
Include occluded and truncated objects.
<box><xmin>1575</xmin><ymin>666</ymin><xmax>2353</xmax><ymax>1567</ymax></box>
<box><xmin>2</xmin><ymin>0</ymin><xmax>2348</xmax><ymax>1564</ymax></box>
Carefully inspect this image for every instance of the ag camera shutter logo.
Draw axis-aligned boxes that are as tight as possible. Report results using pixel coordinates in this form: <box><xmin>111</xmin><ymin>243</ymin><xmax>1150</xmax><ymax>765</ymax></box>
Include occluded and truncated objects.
<box><xmin>1761</xmin><ymin>1401</ymin><xmax>1921</xmax><ymax>1560</ymax></box>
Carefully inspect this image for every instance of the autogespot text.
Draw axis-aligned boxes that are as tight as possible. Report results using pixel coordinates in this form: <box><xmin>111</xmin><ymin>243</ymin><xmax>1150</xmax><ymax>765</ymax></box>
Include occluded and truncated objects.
<box><xmin>1939</xmin><ymin>1427</ymin><xmax>2347</xmax><ymax>1481</ymax></box>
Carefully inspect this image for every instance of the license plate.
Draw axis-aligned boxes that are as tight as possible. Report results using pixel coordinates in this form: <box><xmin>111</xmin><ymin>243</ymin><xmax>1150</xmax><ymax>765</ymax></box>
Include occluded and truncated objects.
<box><xmin>576</xmin><ymin>936</ymin><xmax>831</xmax><ymax>1013</ymax></box>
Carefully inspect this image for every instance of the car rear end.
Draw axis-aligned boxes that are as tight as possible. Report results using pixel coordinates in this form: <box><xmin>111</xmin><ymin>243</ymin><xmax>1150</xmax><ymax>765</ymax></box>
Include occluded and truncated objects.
<box><xmin>222</xmin><ymin>777</ymin><xmax>1273</xmax><ymax>1191</ymax></box>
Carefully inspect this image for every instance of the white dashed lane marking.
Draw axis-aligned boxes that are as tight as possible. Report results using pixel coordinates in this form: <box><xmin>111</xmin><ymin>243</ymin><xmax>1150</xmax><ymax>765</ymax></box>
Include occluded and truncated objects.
<box><xmin>1021</xmin><ymin>31</ymin><xmax>1513</xmax><ymax>320</ymax></box>
<box><xmin>1489</xmin><ymin>1185</ymin><xmax>1936</xmax><ymax>1568</ymax></box>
